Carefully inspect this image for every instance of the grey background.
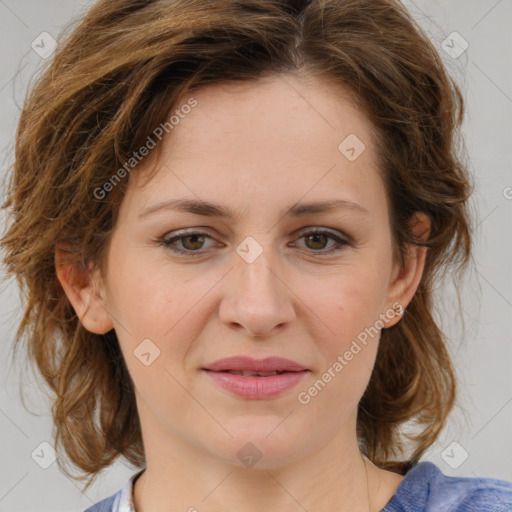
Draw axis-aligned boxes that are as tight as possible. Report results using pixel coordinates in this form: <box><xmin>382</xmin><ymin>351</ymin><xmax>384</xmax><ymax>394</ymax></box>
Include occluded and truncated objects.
<box><xmin>0</xmin><ymin>1</ymin><xmax>511</xmax><ymax>510</ymax></box>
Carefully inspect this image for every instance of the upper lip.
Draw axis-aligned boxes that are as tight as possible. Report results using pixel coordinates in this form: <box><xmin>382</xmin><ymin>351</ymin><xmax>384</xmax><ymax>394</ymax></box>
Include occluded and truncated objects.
<box><xmin>202</xmin><ymin>356</ymin><xmax>308</xmax><ymax>372</ymax></box>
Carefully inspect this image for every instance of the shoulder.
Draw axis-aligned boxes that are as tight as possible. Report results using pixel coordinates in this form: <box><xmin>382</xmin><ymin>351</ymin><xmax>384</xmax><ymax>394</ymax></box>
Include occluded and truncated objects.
<box><xmin>383</xmin><ymin>461</ymin><xmax>512</xmax><ymax>512</ymax></box>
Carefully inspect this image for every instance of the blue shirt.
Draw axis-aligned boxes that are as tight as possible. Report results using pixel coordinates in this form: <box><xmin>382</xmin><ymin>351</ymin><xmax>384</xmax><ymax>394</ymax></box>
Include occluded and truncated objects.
<box><xmin>83</xmin><ymin>461</ymin><xmax>512</xmax><ymax>511</ymax></box>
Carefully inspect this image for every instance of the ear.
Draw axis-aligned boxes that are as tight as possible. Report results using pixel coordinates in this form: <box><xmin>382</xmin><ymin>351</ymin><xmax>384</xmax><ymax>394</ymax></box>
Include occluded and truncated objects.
<box><xmin>381</xmin><ymin>212</ymin><xmax>431</xmax><ymax>328</ymax></box>
<box><xmin>55</xmin><ymin>244</ymin><xmax>114</xmax><ymax>334</ymax></box>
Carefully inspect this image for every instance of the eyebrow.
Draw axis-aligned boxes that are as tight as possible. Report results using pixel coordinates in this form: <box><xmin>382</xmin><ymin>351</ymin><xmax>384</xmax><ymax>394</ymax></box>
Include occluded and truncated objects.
<box><xmin>138</xmin><ymin>198</ymin><xmax>369</xmax><ymax>220</ymax></box>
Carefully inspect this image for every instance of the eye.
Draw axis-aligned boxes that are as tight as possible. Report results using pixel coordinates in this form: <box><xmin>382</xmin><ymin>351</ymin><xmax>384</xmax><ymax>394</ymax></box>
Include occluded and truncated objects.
<box><xmin>156</xmin><ymin>227</ymin><xmax>351</xmax><ymax>256</ymax></box>
<box><xmin>290</xmin><ymin>228</ymin><xmax>350</xmax><ymax>254</ymax></box>
<box><xmin>158</xmin><ymin>229</ymin><xmax>218</xmax><ymax>256</ymax></box>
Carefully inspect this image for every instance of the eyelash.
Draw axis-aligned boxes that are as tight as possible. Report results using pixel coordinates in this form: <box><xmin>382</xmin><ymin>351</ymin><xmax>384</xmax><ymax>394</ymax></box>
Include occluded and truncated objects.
<box><xmin>156</xmin><ymin>228</ymin><xmax>351</xmax><ymax>256</ymax></box>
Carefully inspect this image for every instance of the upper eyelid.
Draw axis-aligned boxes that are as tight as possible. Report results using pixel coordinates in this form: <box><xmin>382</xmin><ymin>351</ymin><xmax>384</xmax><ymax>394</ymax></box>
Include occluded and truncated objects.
<box><xmin>163</xmin><ymin>226</ymin><xmax>347</xmax><ymax>242</ymax></box>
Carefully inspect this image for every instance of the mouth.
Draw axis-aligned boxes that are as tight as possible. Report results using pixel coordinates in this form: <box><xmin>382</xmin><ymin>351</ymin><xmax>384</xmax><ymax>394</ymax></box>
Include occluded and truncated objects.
<box><xmin>202</xmin><ymin>355</ymin><xmax>308</xmax><ymax>374</ymax></box>
<box><xmin>206</xmin><ymin>369</ymin><xmax>293</xmax><ymax>377</ymax></box>
<box><xmin>200</xmin><ymin>356</ymin><xmax>309</xmax><ymax>398</ymax></box>
<box><xmin>201</xmin><ymin>358</ymin><xmax>309</xmax><ymax>399</ymax></box>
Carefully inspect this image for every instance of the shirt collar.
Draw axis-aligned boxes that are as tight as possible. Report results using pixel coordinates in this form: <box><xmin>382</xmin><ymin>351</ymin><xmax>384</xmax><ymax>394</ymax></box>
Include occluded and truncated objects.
<box><xmin>114</xmin><ymin>469</ymin><xmax>145</xmax><ymax>512</ymax></box>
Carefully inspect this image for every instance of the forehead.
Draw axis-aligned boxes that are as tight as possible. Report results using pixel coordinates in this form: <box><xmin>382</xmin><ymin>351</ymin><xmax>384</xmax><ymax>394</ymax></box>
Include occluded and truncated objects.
<box><xmin>124</xmin><ymin>73</ymin><xmax>384</xmax><ymax>221</ymax></box>
<box><xmin>166</xmin><ymin>73</ymin><xmax>374</xmax><ymax>163</ymax></box>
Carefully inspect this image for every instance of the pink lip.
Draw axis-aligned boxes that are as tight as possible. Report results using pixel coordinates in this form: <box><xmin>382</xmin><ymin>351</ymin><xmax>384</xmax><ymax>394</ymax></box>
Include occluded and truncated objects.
<box><xmin>202</xmin><ymin>356</ymin><xmax>307</xmax><ymax>372</ymax></box>
<box><xmin>201</xmin><ymin>356</ymin><xmax>309</xmax><ymax>399</ymax></box>
<box><xmin>202</xmin><ymin>369</ymin><xmax>309</xmax><ymax>399</ymax></box>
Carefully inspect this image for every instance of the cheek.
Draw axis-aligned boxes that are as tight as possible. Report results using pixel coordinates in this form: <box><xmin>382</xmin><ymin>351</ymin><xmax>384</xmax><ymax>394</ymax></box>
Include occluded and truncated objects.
<box><xmin>304</xmin><ymin>264</ymin><xmax>388</xmax><ymax>343</ymax></box>
<box><xmin>105</xmin><ymin>251</ymin><xmax>222</xmax><ymax>387</ymax></box>
<box><xmin>107</xmin><ymin>247</ymin><xmax>205</xmax><ymax>333</ymax></box>
<box><xmin>296</xmin><ymin>279</ymin><xmax>383</xmax><ymax>419</ymax></box>
<box><xmin>295</xmin><ymin>264</ymin><xmax>387</xmax><ymax>394</ymax></box>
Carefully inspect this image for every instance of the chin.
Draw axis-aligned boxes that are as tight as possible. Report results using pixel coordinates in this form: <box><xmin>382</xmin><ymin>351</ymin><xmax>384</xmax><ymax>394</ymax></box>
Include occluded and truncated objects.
<box><xmin>205</xmin><ymin>427</ymin><xmax>307</xmax><ymax>469</ymax></box>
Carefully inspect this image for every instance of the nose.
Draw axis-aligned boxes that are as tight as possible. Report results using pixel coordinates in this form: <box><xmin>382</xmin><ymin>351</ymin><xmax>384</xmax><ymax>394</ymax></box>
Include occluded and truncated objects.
<box><xmin>218</xmin><ymin>243</ymin><xmax>296</xmax><ymax>338</ymax></box>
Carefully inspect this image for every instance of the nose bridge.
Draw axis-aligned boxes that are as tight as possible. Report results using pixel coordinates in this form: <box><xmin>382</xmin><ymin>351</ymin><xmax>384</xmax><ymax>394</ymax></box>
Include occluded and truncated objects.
<box><xmin>219</xmin><ymin>233</ymin><xmax>295</xmax><ymax>336</ymax></box>
<box><xmin>241</xmin><ymin>237</ymin><xmax>278</xmax><ymax>287</ymax></box>
<box><xmin>235</xmin><ymin>232</ymin><xmax>284</xmax><ymax>303</ymax></box>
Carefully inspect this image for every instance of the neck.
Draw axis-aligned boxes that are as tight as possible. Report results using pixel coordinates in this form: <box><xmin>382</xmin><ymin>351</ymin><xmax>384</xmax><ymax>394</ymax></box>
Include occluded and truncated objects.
<box><xmin>133</xmin><ymin>418</ymin><xmax>381</xmax><ymax>512</ymax></box>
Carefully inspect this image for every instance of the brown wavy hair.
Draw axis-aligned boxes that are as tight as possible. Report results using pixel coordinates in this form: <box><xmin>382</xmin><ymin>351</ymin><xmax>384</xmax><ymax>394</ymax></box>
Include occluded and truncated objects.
<box><xmin>1</xmin><ymin>0</ymin><xmax>474</xmax><ymax>490</ymax></box>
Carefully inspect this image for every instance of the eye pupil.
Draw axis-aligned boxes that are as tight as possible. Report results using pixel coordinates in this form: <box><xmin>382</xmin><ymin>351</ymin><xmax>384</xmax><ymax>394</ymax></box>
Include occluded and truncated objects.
<box><xmin>306</xmin><ymin>233</ymin><xmax>328</xmax><ymax>250</ymax></box>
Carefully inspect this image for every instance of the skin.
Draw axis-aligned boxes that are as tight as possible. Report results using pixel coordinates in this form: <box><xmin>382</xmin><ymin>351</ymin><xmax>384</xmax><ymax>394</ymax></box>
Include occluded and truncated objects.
<box><xmin>57</xmin><ymin>72</ymin><xmax>430</xmax><ymax>512</ymax></box>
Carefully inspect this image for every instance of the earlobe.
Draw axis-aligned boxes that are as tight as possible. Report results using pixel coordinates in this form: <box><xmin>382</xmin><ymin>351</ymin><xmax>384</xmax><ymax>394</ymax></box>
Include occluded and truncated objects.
<box><xmin>55</xmin><ymin>246</ymin><xmax>114</xmax><ymax>334</ymax></box>
<box><xmin>382</xmin><ymin>212</ymin><xmax>431</xmax><ymax>328</ymax></box>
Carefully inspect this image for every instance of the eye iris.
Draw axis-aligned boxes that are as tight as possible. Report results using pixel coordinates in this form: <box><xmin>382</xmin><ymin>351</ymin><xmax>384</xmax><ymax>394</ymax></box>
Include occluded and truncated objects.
<box><xmin>182</xmin><ymin>234</ymin><xmax>205</xmax><ymax>250</ymax></box>
<box><xmin>305</xmin><ymin>233</ymin><xmax>328</xmax><ymax>250</ymax></box>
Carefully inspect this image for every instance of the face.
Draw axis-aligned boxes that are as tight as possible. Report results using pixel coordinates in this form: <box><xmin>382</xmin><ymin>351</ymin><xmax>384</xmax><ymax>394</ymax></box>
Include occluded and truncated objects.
<box><xmin>64</xmin><ymin>73</ymin><xmax>428</xmax><ymax>469</ymax></box>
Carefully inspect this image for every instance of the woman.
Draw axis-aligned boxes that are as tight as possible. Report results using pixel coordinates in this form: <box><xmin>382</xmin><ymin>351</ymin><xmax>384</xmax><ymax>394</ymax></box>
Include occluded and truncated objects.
<box><xmin>2</xmin><ymin>0</ymin><xmax>511</xmax><ymax>511</ymax></box>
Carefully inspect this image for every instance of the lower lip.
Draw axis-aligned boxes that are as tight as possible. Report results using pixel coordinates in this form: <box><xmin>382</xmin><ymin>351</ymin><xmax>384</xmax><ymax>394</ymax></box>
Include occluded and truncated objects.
<box><xmin>202</xmin><ymin>370</ymin><xmax>309</xmax><ymax>399</ymax></box>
